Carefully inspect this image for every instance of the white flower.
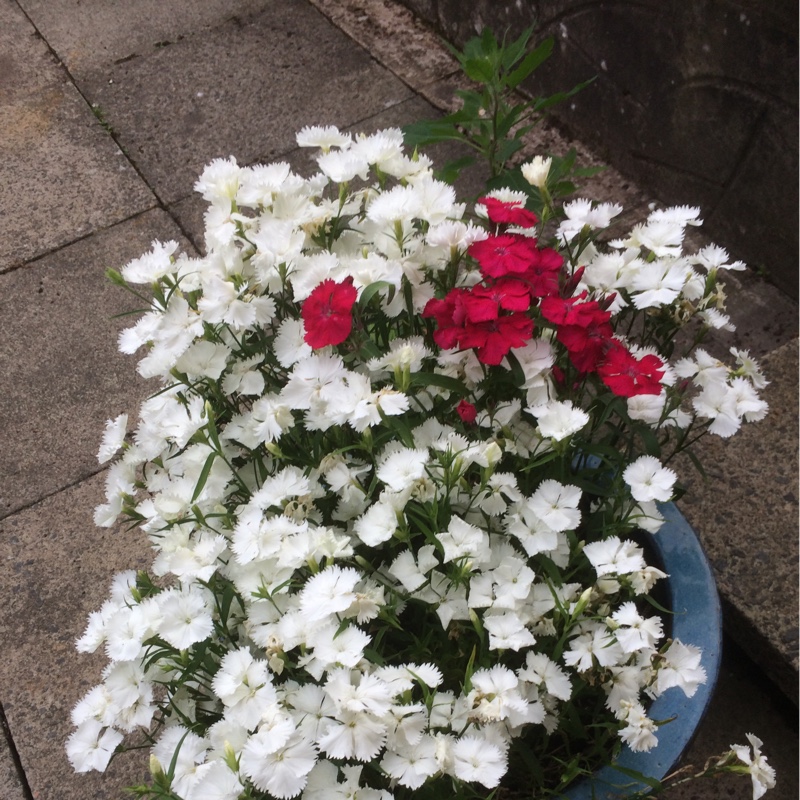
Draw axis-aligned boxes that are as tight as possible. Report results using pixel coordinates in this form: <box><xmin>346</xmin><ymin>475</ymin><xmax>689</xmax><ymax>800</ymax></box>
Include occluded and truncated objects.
<box><xmin>121</xmin><ymin>240</ymin><xmax>179</xmax><ymax>284</ymax></box>
<box><xmin>318</xmin><ymin>711</ymin><xmax>387</xmax><ymax>762</ymax></box>
<box><xmin>438</xmin><ymin>517</ymin><xmax>489</xmax><ymax>565</ymax></box>
<box><xmin>317</xmin><ymin>149</ymin><xmax>370</xmax><ymax>183</ymax></box>
<box><xmin>521</xmin><ymin>155</ymin><xmax>552</xmax><ymax>189</ymax></box>
<box><xmin>66</xmin><ymin>720</ymin><xmax>124</xmax><ymax>772</ymax></box>
<box><xmin>174</xmin><ymin>340</ymin><xmax>230</xmax><ymax>379</ymax></box>
<box><xmin>299</xmin><ymin>566</ymin><xmax>362</xmax><ymax>622</ymax></box>
<box><xmin>376</xmin><ymin>447</ymin><xmax>429</xmax><ymax>492</ymax></box>
<box><xmin>157</xmin><ymin>586</ymin><xmax>214</xmax><ymax>650</ymax></box>
<box><xmin>557</xmin><ymin>199</ymin><xmax>623</xmax><ymax>241</ymax></box>
<box><xmin>692</xmin><ymin>243</ymin><xmax>746</xmax><ymax>272</ymax></box>
<box><xmin>648</xmin><ymin>205</ymin><xmax>702</xmax><ymax>226</ymax></box>
<box><xmin>194</xmin><ymin>156</ymin><xmax>242</xmax><ymax>205</ymax></box>
<box><xmin>483</xmin><ymin>611</ymin><xmax>536</xmax><ymax>651</ymax></box>
<box><xmin>730</xmin><ymin>733</ymin><xmax>777</xmax><ymax>800</ymax></box>
<box><xmin>528</xmin><ymin>479</ymin><xmax>582</xmax><ymax>532</ymax></box>
<box><xmin>529</xmin><ymin>400</ymin><xmax>589</xmax><ymax>441</ymax></box>
<box><xmin>191</xmin><ymin>761</ymin><xmax>245</xmax><ymax>800</ymax></box>
<box><xmin>211</xmin><ymin>648</ymin><xmax>277</xmax><ymax>729</ymax></box>
<box><xmin>564</xmin><ymin>624</ymin><xmax>625</xmax><ymax>671</ymax></box>
<box><xmin>152</xmin><ymin>726</ymin><xmax>209</xmax><ymax>797</ymax></box>
<box><xmin>731</xmin><ymin>348</ymin><xmax>768</xmax><ymax>389</ymax></box>
<box><xmin>618</xmin><ymin>701</ymin><xmax>658</xmax><ymax>752</ymax></box>
<box><xmin>622</xmin><ymin>455</ymin><xmax>677</xmax><ymax>503</ymax></box>
<box><xmin>518</xmin><ymin>652</ymin><xmax>572</xmax><ymax>701</ymax></box>
<box><xmin>241</xmin><ymin>731</ymin><xmax>317</xmax><ymax>798</ymax></box>
<box><xmin>610</xmin><ymin>602</ymin><xmax>663</xmax><ymax>652</ymax></box>
<box><xmin>630</xmin><ymin>259</ymin><xmax>691</xmax><ymax>308</ymax></box>
<box><xmin>654</xmin><ymin>639</ymin><xmax>707</xmax><ymax>698</ymax></box>
<box><xmin>381</xmin><ymin>735</ymin><xmax>440</xmax><ymax>789</ymax></box>
<box><xmin>693</xmin><ymin>383</ymin><xmax>741</xmax><ymax>438</ymax></box>
<box><xmin>296</xmin><ymin>125</ymin><xmax>351</xmax><ymax>151</ymax></box>
<box><xmin>97</xmin><ymin>413</ymin><xmax>128</xmax><ymax>464</ymax></box>
<box><xmin>468</xmin><ymin>665</ymin><xmax>529</xmax><ymax>721</ymax></box>
<box><xmin>354</xmin><ymin>501</ymin><xmax>398</xmax><ymax>546</ymax></box>
<box><xmin>583</xmin><ymin>537</ymin><xmax>646</xmax><ymax>577</ymax></box>
<box><xmin>451</xmin><ymin>735</ymin><xmax>507</xmax><ymax>788</ymax></box>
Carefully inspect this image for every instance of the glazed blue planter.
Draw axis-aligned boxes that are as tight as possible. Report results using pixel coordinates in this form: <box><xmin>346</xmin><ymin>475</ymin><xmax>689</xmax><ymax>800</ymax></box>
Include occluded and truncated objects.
<box><xmin>562</xmin><ymin>500</ymin><xmax>722</xmax><ymax>799</ymax></box>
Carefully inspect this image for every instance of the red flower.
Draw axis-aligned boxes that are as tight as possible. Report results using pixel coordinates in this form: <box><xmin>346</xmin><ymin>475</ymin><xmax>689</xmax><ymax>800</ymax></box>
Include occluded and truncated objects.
<box><xmin>459</xmin><ymin>313</ymin><xmax>534</xmax><ymax>365</ymax></box>
<box><xmin>301</xmin><ymin>277</ymin><xmax>357</xmax><ymax>348</ymax></box>
<box><xmin>457</xmin><ymin>400</ymin><xmax>477</xmax><ymax>424</ymax></box>
<box><xmin>597</xmin><ymin>343</ymin><xmax>665</xmax><ymax>397</ymax></box>
<box><xmin>479</xmin><ymin>196</ymin><xmax>538</xmax><ymax>229</ymax></box>
<box><xmin>518</xmin><ymin>247</ymin><xmax>564</xmax><ymax>298</ymax></box>
<box><xmin>540</xmin><ymin>293</ymin><xmax>614</xmax><ymax>372</ymax></box>
<box><xmin>471</xmin><ymin>282</ymin><xmax>531</xmax><ymax>313</ymax></box>
<box><xmin>470</xmin><ymin>234</ymin><xmax>540</xmax><ymax>278</ymax></box>
<box><xmin>423</xmin><ymin>290</ymin><xmax>469</xmax><ymax>350</ymax></box>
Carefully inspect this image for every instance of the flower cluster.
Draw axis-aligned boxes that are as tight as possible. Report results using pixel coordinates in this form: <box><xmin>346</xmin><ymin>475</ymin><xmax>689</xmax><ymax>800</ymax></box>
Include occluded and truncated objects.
<box><xmin>68</xmin><ymin>127</ymin><xmax>770</xmax><ymax>799</ymax></box>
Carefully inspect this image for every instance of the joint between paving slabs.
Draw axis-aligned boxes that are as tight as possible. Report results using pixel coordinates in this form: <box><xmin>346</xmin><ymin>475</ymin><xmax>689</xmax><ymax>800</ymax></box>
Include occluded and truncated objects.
<box><xmin>0</xmin><ymin>702</ymin><xmax>35</xmax><ymax>800</ymax></box>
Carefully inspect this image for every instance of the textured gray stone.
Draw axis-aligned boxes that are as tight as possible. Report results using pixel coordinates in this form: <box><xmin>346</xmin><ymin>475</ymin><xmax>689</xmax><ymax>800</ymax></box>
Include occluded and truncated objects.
<box><xmin>78</xmin><ymin>0</ymin><xmax>414</xmax><ymax>204</ymax></box>
<box><xmin>0</xmin><ymin>2</ymin><xmax>154</xmax><ymax>272</ymax></box>
<box><xmin>307</xmin><ymin>0</ymin><xmax>458</xmax><ymax>88</ymax></box>
<box><xmin>0</xmin><ymin>209</ymin><xmax>191</xmax><ymax>519</ymax></box>
<box><xmin>0</xmin><ymin>474</ymin><xmax>152</xmax><ymax>800</ymax></box>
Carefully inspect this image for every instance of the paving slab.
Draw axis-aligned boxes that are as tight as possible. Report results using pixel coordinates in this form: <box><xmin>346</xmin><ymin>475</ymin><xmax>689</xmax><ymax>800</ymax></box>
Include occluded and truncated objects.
<box><xmin>77</xmin><ymin>0</ymin><xmax>414</xmax><ymax>205</ymax></box>
<box><xmin>0</xmin><ymin>209</ymin><xmax>191</xmax><ymax>520</ymax></box>
<box><xmin>0</xmin><ymin>473</ymin><xmax>152</xmax><ymax>800</ymax></box>
<box><xmin>676</xmin><ymin>338</ymin><xmax>800</xmax><ymax>702</ymax></box>
<box><xmin>0</xmin><ymin>1</ymin><xmax>154</xmax><ymax>272</ymax></box>
<box><xmin>17</xmin><ymin>0</ymin><xmax>272</xmax><ymax>79</ymax></box>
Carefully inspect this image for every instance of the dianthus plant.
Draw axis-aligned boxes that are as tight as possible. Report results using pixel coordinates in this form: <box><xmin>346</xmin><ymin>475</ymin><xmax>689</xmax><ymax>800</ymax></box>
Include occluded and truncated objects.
<box><xmin>68</xmin><ymin>126</ymin><xmax>771</xmax><ymax>800</ymax></box>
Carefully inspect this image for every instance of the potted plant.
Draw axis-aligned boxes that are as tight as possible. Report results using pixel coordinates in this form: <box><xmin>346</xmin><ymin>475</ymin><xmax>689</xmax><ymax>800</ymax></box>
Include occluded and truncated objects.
<box><xmin>66</xmin><ymin>30</ymin><xmax>777</xmax><ymax>800</ymax></box>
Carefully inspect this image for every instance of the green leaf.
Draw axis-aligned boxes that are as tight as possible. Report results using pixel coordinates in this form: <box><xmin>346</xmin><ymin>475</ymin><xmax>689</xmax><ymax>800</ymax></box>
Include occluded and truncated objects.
<box><xmin>506</xmin><ymin>37</ymin><xmax>554</xmax><ymax>89</ymax></box>
<box><xmin>463</xmin><ymin>57</ymin><xmax>495</xmax><ymax>84</ymax></box>
<box><xmin>499</xmin><ymin>26</ymin><xmax>534</xmax><ymax>72</ymax></box>
<box><xmin>504</xmin><ymin>350</ymin><xmax>527</xmax><ymax>390</ymax></box>
<box><xmin>190</xmin><ymin>450</ymin><xmax>217</xmax><ymax>504</ymax></box>
<box><xmin>401</xmin><ymin>120</ymin><xmax>467</xmax><ymax>148</ymax></box>
<box><xmin>533</xmin><ymin>76</ymin><xmax>596</xmax><ymax>112</ymax></box>
<box><xmin>684</xmin><ymin>448</ymin><xmax>708</xmax><ymax>479</ymax></box>
<box><xmin>408</xmin><ymin>371</ymin><xmax>469</xmax><ymax>396</ymax></box>
<box><xmin>606</xmin><ymin>764</ymin><xmax>664</xmax><ymax>792</ymax></box>
<box><xmin>435</xmin><ymin>155</ymin><xmax>476</xmax><ymax>184</ymax></box>
<box><xmin>358</xmin><ymin>280</ymin><xmax>395</xmax><ymax>307</ymax></box>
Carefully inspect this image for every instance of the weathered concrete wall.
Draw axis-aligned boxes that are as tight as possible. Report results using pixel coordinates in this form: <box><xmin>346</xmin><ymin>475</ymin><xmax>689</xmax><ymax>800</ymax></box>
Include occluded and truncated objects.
<box><xmin>397</xmin><ymin>0</ymin><xmax>798</xmax><ymax>299</ymax></box>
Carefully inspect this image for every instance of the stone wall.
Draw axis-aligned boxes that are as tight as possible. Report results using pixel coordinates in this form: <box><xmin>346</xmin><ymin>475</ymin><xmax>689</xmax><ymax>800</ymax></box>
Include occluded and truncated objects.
<box><xmin>397</xmin><ymin>0</ymin><xmax>798</xmax><ymax>299</ymax></box>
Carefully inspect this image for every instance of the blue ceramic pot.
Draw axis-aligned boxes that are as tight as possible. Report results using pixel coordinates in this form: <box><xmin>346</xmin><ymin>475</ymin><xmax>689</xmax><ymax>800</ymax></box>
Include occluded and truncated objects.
<box><xmin>562</xmin><ymin>500</ymin><xmax>722</xmax><ymax>799</ymax></box>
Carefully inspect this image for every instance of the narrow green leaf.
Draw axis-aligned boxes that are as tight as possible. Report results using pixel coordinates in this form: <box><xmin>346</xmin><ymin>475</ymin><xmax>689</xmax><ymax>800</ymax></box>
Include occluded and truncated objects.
<box><xmin>408</xmin><ymin>371</ymin><xmax>469</xmax><ymax>396</ymax></box>
<box><xmin>190</xmin><ymin>450</ymin><xmax>217</xmax><ymax>504</ymax></box>
<box><xmin>607</xmin><ymin>764</ymin><xmax>664</xmax><ymax>791</ymax></box>
<box><xmin>506</xmin><ymin>38</ymin><xmax>554</xmax><ymax>89</ymax></box>
<box><xmin>499</xmin><ymin>26</ymin><xmax>534</xmax><ymax>71</ymax></box>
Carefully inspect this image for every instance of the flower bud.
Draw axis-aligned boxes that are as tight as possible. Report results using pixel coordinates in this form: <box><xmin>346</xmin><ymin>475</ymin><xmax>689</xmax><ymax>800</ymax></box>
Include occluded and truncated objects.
<box><xmin>521</xmin><ymin>156</ymin><xmax>552</xmax><ymax>189</ymax></box>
